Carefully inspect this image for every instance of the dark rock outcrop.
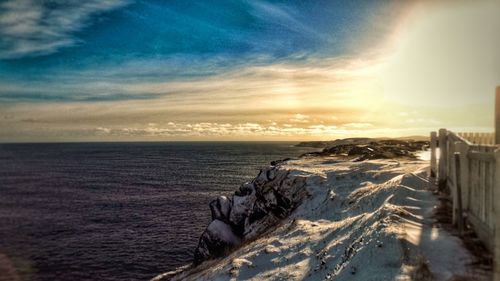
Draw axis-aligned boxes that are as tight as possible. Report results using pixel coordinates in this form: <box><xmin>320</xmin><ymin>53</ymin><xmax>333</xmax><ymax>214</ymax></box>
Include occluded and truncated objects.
<box><xmin>209</xmin><ymin>196</ymin><xmax>231</xmax><ymax>223</ymax></box>
<box><xmin>193</xmin><ymin>219</ymin><xmax>241</xmax><ymax>263</ymax></box>
<box><xmin>302</xmin><ymin>139</ymin><xmax>429</xmax><ymax>161</ymax></box>
<box><xmin>193</xmin><ymin>163</ymin><xmax>307</xmax><ymax>265</ymax></box>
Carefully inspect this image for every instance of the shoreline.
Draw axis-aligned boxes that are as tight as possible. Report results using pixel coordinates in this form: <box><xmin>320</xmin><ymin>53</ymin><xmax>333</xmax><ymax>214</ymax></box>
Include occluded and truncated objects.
<box><xmin>152</xmin><ymin>138</ymin><xmax>485</xmax><ymax>280</ymax></box>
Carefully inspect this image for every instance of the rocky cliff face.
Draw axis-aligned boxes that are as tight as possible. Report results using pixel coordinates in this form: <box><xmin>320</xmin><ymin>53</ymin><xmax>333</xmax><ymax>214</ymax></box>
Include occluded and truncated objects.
<box><xmin>193</xmin><ymin>163</ymin><xmax>307</xmax><ymax>265</ymax></box>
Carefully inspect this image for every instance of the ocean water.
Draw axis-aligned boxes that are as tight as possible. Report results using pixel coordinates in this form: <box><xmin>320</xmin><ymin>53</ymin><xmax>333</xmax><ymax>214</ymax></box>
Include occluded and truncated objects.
<box><xmin>0</xmin><ymin>142</ymin><xmax>314</xmax><ymax>281</ymax></box>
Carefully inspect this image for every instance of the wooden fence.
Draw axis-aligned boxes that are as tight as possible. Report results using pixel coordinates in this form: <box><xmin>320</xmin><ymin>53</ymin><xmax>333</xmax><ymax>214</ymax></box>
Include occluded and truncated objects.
<box><xmin>458</xmin><ymin>132</ymin><xmax>496</xmax><ymax>146</ymax></box>
<box><xmin>429</xmin><ymin>86</ymin><xmax>500</xmax><ymax>280</ymax></box>
<box><xmin>431</xmin><ymin>130</ymin><xmax>499</xmax><ymax>247</ymax></box>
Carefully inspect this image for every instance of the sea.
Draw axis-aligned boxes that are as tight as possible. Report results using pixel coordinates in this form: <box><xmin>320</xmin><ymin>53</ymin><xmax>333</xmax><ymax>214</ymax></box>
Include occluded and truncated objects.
<box><xmin>0</xmin><ymin>142</ymin><xmax>316</xmax><ymax>281</ymax></box>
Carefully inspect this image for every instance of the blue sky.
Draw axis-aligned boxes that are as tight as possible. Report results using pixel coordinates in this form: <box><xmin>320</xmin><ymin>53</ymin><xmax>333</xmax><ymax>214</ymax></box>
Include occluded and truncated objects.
<box><xmin>0</xmin><ymin>0</ymin><xmax>401</xmax><ymax>100</ymax></box>
<box><xmin>1</xmin><ymin>0</ymin><xmax>385</xmax><ymax>60</ymax></box>
<box><xmin>0</xmin><ymin>0</ymin><xmax>498</xmax><ymax>141</ymax></box>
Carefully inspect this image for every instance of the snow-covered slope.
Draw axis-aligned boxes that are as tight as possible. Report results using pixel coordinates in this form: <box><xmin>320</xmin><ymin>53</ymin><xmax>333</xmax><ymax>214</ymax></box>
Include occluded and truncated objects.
<box><xmin>154</xmin><ymin>156</ymin><xmax>476</xmax><ymax>281</ymax></box>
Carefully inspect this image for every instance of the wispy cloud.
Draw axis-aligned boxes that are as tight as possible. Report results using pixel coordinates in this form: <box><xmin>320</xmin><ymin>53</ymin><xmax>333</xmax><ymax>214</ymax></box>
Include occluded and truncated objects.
<box><xmin>0</xmin><ymin>0</ymin><xmax>130</xmax><ymax>59</ymax></box>
<box><xmin>0</xmin><ymin>54</ymin><xmax>381</xmax><ymax>103</ymax></box>
<box><xmin>342</xmin><ymin>123</ymin><xmax>374</xmax><ymax>129</ymax></box>
<box><xmin>93</xmin><ymin>122</ymin><xmax>344</xmax><ymax>138</ymax></box>
<box><xmin>248</xmin><ymin>1</ymin><xmax>324</xmax><ymax>42</ymax></box>
<box><xmin>289</xmin><ymin>113</ymin><xmax>309</xmax><ymax>124</ymax></box>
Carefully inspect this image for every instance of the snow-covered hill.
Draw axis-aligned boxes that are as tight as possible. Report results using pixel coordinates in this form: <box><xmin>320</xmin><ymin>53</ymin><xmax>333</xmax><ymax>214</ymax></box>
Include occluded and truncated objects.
<box><xmin>154</xmin><ymin>155</ymin><xmax>478</xmax><ymax>281</ymax></box>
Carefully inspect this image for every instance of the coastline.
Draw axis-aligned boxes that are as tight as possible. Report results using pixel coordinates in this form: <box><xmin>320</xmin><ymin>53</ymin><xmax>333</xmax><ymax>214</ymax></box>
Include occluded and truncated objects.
<box><xmin>153</xmin><ymin>138</ymin><xmax>486</xmax><ymax>280</ymax></box>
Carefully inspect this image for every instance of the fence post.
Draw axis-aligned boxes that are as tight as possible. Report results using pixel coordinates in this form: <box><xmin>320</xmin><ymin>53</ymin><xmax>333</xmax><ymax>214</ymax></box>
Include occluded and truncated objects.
<box><xmin>496</xmin><ymin>86</ymin><xmax>500</xmax><ymax>144</ymax></box>
<box><xmin>454</xmin><ymin>153</ymin><xmax>464</xmax><ymax>235</ymax></box>
<box><xmin>430</xmin><ymin>131</ymin><xmax>437</xmax><ymax>178</ymax></box>
<box><xmin>449</xmin><ymin>141</ymin><xmax>457</xmax><ymax>222</ymax></box>
<box><xmin>494</xmin><ymin>148</ymin><xmax>500</xmax><ymax>280</ymax></box>
<box><xmin>456</xmin><ymin>142</ymin><xmax>470</xmax><ymax>211</ymax></box>
<box><xmin>439</xmin><ymin>128</ymin><xmax>448</xmax><ymax>191</ymax></box>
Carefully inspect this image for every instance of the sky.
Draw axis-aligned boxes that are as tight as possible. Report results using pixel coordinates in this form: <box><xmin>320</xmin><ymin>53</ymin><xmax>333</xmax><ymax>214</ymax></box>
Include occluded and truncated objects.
<box><xmin>0</xmin><ymin>0</ymin><xmax>499</xmax><ymax>142</ymax></box>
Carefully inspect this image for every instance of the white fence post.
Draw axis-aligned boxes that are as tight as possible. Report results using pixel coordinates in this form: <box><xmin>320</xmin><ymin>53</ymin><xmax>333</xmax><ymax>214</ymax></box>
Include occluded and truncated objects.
<box><xmin>496</xmin><ymin>86</ymin><xmax>500</xmax><ymax>145</ymax></box>
<box><xmin>454</xmin><ymin>152</ymin><xmax>464</xmax><ymax>234</ymax></box>
<box><xmin>431</xmin><ymin>131</ymin><xmax>437</xmax><ymax>178</ymax></box>
<box><xmin>449</xmin><ymin>141</ymin><xmax>457</xmax><ymax>223</ymax></box>
<box><xmin>494</xmin><ymin>148</ymin><xmax>500</xmax><ymax>280</ymax></box>
<box><xmin>456</xmin><ymin>142</ymin><xmax>470</xmax><ymax>211</ymax></box>
<box><xmin>439</xmin><ymin>128</ymin><xmax>448</xmax><ymax>190</ymax></box>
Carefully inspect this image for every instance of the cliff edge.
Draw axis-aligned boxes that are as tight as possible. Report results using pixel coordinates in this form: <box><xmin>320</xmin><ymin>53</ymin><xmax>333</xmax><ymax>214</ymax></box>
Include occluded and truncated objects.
<box><xmin>153</xmin><ymin>140</ymin><xmax>483</xmax><ymax>281</ymax></box>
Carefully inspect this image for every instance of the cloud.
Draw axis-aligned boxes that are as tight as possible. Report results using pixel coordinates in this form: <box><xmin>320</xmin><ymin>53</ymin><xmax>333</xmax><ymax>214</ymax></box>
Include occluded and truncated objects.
<box><xmin>0</xmin><ymin>0</ymin><xmax>130</xmax><ymax>59</ymax></box>
<box><xmin>0</xmin><ymin>53</ymin><xmax>382</xmax><ymax>103</ymax></box>
<box><xmin>342</xmin><ymin>123</ymin><xmax>374</xmax><ymax>129</ymax></box>
<box><xmin>248</xmin><ymin>1</ymin><xmax>323</xmax><ymax>42</ymax></box>
<box><xmin>96</xmin><ymin>126</ymin><xmax>111</xmax><ymax>134</ymax></box>
<box><xmin>92</xmin><ymin>122</ymin><xmax>346</xmax><ymax>138</ymax></box>
<box><xmin>289</xmin><ymin>113</ymin><xmax>309</xmax><ymax>123</ymax></box>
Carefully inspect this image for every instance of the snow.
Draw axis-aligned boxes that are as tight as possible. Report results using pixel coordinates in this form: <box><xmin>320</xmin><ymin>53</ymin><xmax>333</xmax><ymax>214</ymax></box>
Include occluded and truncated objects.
<box><xmin>157</xmin><ymin>156</ymin><xmax>483</xmax><ymax>281</ymax></box>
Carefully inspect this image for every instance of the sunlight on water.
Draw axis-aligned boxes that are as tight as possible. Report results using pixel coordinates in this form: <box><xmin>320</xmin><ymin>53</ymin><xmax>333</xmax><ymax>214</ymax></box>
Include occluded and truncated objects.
<box><xmin>0</xmin><ymin>142</ymin><xmax>314</xmax><ymax>281</ymax></box>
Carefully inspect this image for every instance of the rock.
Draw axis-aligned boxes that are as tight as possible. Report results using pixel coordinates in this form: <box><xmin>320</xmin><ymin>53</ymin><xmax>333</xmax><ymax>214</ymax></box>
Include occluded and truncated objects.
<box><xmin>235</xmin><ymin>182</ymin><xmax>255</xmax><ymax>196</ymax></box>
<box><xmin>192</xmin><ymin>165</ymin><xmax>308</xmax><ymax>265</ymax></box>
<box><xmin>270</xmin><ymin>158</ymin><xmax>291</xmax><ymax>166</ymax></box>
<box><xmin>247</xmin><ymin>200</ymin><xmax>268</xmax><ymax>224</ymax></box>
<box><xmin>272</xmin><ymin>191</ymin><xmax>292</xmax><ymax>218</ymax></box>
<box><xmin>193</xmin><ymin>220</ymin><xmax>241</xmax><ymax>265</ymax></box>
<box><xmin>267</xmin><ymin>168</ymin><xmax>277</xmax><ymax>180</ymax></box>
<box><xmin>209</xmin><ymin>196</ymin><xmax>231</xmax><ymax>222</ymax></box>
<box><xmin>261</xmin><ymin>189</ymin><xmax>278</xmax><ymax>209</ymax></box>
<box><xmin>317</xmin><ymin>139</ymin><xmax>429</xmax><ymax>160</ymax></box>
<box><xmin>229</xmin><ymin>194</ymin><xmax>256</xmax><ymax>234</ymax></box>
<box><xmin>253</xmin><ymin>169</ymin><xmax>271</xmax><ymax>187</ymax></box>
